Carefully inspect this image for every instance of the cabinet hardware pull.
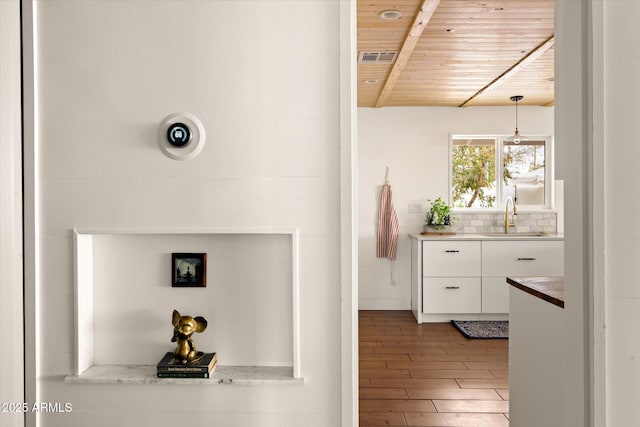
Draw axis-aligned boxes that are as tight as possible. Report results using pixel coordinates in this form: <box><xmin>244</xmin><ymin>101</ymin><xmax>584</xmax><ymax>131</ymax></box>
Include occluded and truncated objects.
<box><xmin>445</xmin><ymin>286</ymin><xmax>460</xmax><ymax>289</ymax></box>
<box><xmin>444</xmin><ymin>250</ymin><xmax>460</xmax><ymax>253</ymax></box>
<box><xmin>517</xmin><ymin>257</ymin><xmax>536</xmax><ymax>261</ymax></box>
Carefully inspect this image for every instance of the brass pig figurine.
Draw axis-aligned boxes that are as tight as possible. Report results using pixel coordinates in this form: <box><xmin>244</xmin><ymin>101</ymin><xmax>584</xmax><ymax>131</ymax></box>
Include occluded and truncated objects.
<box><xmin>171</xmin><ymin>309</ymin><xmax>208</xmax><ymax>364</ymax></box>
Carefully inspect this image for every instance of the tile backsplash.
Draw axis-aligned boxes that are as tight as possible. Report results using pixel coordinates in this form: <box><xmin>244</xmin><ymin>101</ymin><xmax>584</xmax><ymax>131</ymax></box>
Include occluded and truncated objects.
<box><xmin>449</xmin><ymin>211</ymin><xmax>558</xmax><ymax>234</ymax></box>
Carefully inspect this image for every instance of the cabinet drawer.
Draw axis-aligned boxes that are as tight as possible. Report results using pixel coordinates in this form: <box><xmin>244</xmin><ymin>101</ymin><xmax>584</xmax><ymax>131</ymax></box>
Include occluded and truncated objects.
<box><xmin>422</xmin><ymin>241</ymin><xmax>481</xmax><ymax>276</ymax></box>
<box><xmin>482</xmin><ymin>241</ymin><xmax>564</xmax><ymax>276</ymax></box>
<box><xmin>482</xmin><ymin>277</ymin><xmax>510</xmax><ymax>313</ymax></box>
<box><xmin>422</xmin><ymin>277</ymin><xmax>481</xmax><ymax>313</ymax></box>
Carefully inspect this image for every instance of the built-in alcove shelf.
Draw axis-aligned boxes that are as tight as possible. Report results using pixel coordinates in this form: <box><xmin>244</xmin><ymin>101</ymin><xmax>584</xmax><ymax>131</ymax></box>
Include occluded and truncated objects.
<box><xmin>71</xmin><ymin>228</ymin><xmax>302</xmax><ymax>384</ymax></box>
<box><xmin>65</xmin><ymin>365</ymin><xmax>304</xmax><ymax>385</ymax></box>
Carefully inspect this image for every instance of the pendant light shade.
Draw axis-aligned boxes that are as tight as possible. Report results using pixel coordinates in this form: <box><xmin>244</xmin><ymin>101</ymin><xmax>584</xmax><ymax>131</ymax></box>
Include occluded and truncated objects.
<box><xmin>506</xmin><ymin>95</ymin><xmax>526</xmax><ymax>144</ymax></box>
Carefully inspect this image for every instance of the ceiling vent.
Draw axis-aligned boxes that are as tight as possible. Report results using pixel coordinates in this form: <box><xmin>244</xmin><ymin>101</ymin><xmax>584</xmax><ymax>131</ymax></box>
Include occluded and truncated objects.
<box><xmin>358</xmin><ymin>51</ymin><xmax>398</xmax><ymax>64</ymax></box>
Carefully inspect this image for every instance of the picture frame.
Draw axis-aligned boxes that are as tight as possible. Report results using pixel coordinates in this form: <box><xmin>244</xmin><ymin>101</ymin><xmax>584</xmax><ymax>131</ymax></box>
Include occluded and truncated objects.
<box><xmin>172</xmin><ymin>253</ymin><xmax>207</xmax><ymax>288</ymax></box>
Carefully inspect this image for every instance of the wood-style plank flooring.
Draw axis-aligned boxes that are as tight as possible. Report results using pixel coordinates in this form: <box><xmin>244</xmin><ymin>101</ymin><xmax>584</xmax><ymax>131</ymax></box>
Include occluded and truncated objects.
<box><xmin>359</xmin><ymin>310</ymin><xmax>509</xmax><ymax>426</ymax></box>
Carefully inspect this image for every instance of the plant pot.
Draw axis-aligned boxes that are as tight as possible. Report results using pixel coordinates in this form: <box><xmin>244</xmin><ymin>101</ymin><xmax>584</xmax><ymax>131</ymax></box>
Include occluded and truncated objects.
<box><xmin>423</xmin><ymin>224</ymin><xmax>454</xmax><ymax>234</ymax></box>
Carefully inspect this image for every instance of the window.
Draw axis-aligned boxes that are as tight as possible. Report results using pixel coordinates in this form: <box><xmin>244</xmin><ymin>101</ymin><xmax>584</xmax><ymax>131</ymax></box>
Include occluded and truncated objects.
<box><xmin>450</xmin><ymin>135</ymin><xmax>553</xmax><ymax>209</ymax></box>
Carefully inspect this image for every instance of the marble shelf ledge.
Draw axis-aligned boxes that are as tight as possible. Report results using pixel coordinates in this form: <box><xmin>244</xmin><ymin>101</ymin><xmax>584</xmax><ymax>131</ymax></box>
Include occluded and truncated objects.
<box><xmin>65</xmin><ymin>365</ymin><xmax>305</xmax><ymax>386</ymax></box>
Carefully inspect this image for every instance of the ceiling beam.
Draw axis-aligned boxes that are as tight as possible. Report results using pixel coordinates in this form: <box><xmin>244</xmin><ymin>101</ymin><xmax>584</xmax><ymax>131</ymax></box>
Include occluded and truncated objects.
<box><xmin>458</xmin><ymin>34</ymin><xmax>555</xmax><ymax>107</ymax></box>
<box><xmin>374</xmin><ymin>0</ymin><xmax>441</xmax><ymax>108</ymax></box>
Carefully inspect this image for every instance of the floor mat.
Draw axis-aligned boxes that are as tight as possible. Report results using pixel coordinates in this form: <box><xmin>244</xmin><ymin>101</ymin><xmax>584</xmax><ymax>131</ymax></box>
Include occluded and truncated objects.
<box><xmin>451</xmin><ymin>320</ymin><xmax>509</xmax><ymax>339</ymax></box>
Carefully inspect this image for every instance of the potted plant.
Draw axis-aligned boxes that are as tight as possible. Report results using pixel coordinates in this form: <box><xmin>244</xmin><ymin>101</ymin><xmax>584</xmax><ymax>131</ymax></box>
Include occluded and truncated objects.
<box><xmin>424</xmin><ymin>197</ymin><xmax>455</xmax><ymax>232</ymax></box>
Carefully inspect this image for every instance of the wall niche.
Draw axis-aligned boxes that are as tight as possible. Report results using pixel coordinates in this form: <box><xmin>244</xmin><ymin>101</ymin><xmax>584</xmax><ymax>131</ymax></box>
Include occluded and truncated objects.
<box><xmin>68</xmin><ymin>228</ymin><xmax>302</xmax><ymax>385</ymax></box>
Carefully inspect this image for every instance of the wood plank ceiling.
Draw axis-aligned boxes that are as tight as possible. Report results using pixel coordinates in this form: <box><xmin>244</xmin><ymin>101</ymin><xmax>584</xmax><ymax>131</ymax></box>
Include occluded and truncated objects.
<box><xmin>358</xmin><ymin>0</ymin><xmax>555</xmax><ymax>107</ymax></box>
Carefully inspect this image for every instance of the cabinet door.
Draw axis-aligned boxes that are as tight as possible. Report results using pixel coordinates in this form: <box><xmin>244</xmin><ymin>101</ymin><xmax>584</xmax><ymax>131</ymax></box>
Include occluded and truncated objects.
<box><xmin>482</xmin><ymin>241</ymin><xmax>564</xmax><ymax>276</ymax></box>
<box><xmin>482</xmin><ymin>277</ymin><xmax>510</xmax><ymax>313</ymax></box>
<box><xmin>423</xmin><ymin>277</ymin><xmax>481</xmax><ymax>313</ymax></box>
<box><xmin>422</xmin><ymin>241</ymin><xmax>481</xmax><ymax>277</ymax></box>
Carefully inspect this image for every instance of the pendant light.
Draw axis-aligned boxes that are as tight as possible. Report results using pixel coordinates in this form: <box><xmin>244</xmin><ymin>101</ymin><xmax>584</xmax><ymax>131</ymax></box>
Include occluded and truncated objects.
<box><xmin>506</xmin><ymin>95</ymin><xmax>526</xmax><ymax>144</ymax></box>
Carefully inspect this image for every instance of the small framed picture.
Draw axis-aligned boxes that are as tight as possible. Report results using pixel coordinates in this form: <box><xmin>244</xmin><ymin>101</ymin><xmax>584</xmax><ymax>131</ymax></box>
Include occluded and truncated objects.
<box><xmin>172</xmin><ymin>253</ymin><xmax>207</xmax><ymax>288</ymax></box>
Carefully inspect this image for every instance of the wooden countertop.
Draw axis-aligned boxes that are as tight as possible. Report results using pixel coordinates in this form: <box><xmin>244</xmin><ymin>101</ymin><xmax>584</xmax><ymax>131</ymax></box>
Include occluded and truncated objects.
<box><xmin>507</xmin><ymin>276</ymin><xmax>565</xmax><ymax>308</ymax></box>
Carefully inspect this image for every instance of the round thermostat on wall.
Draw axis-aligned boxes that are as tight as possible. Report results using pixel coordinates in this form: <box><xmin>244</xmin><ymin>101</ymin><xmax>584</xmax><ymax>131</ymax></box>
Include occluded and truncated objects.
<box><xmin>157</xmin><ymin>112</ymin><xmax>206</xmax><ymax>160</ymax></box>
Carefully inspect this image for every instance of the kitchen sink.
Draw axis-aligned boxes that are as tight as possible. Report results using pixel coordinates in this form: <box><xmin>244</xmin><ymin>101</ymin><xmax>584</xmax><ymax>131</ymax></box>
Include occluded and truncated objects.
<box><xmin>481</xmin><ymin>232</ymin><xmax>554</xmax><ymax>238</ymax></box>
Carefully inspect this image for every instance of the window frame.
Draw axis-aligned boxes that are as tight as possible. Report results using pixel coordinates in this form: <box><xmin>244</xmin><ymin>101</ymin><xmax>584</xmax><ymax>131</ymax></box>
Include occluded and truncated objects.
<box><xmin>449</xmin><ymin>134</ymin><xmax>555</xmax><ymax>210</ymax></box>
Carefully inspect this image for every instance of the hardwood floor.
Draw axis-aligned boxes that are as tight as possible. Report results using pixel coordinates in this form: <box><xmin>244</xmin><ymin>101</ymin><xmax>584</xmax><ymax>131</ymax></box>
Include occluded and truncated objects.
<box><xmin>359</xmin><ymin>310</ymin><xmax>509</xmax><ymax>426</ymax></box>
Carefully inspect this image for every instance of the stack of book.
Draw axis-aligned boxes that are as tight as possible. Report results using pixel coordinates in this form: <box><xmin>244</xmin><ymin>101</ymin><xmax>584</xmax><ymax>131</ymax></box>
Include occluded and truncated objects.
<box><xmin>156</xmin><ymin>352</ymin><xmax>217</xmax><ymax>378</ymax></box>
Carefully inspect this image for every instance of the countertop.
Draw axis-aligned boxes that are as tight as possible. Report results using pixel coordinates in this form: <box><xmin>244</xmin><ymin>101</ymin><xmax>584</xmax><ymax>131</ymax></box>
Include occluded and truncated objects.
<box><xmin>506</xmin><ymin>276</ymin><xmax>565</xmax><ymax>308</ymax></box>
<box><xmin>409</xmin><ymin>232</ymin><xmax>564</xmax><ymax>241</ymax></box>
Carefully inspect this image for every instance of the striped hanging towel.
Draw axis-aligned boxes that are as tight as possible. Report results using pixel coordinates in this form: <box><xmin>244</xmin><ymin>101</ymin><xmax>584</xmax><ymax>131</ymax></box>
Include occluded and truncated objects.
<box><xmin>376</xmin><ymin>172</ymin><xmax>399</xmax><ymax>261</ymax></box>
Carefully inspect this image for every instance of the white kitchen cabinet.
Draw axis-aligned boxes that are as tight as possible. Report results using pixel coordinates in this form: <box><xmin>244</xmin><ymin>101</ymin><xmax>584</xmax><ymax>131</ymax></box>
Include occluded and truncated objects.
<box><xmin>482</xmin><ymin>241</ymin><xmax>564</xmax><ymax>277</ymax></box>
<box><xmin>482</xmin><ymin>277</ymin><xmax>511</xmax><ymax>313</ymax></box>
<box><xmin>411</xmin><ymin>235</ymin><xmax>564</xmax><ymax>323</ymax></box>
<box><xmin>422</xmin><ymin>241</ymin><xmax>481</xmax><ymax>276</ymax></box>
<box><xmin>422</xmin><ymin>277</ymin><xmax>481</xmax><ymax>313</ymax></box>
<box><xmin>420</xmin><ymin>241</ymin><xmax>481</xmax><ymax>315</ymax></box>
<box><xmin>482</xmin><ymin>241</ymin><xmax>564</xmax><ymax>313</ymax></box>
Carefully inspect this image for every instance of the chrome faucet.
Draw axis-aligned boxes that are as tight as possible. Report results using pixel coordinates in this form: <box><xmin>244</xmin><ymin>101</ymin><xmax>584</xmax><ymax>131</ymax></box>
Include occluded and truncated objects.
<box><xmin>504</xmin><ymin>196</ymin><xmax>517</xmax><ymax>234</ymax></box>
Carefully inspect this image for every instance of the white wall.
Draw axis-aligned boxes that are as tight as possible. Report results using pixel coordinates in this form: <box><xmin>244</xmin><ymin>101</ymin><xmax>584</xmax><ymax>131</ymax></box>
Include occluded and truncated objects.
<box><xmin>550</xmin><ymin>0</ymin><xmax>589</xmax><ymax>425</ymax></box>
<box><xmin>28</xmin><ymin>1</ymin><xmax>343</xmax><ymax>426</ymax></box>
<box><xmin>604</xmin><ymin>1</ymin><xmax>640</xmax><ymax>426</ymax></box>
<box><xmin>23</xmin><ymin>1</ymin><xmax>640</xmax><ymax>426</ymax></box>
<box><xmin>0</xmin><ymin>1</ymin><xmax>24</xmax><ymax>426</ymax></box>
<box><xmin>358</xmin><ymin>106</ymin><xmax>554</xmax><ymax>309</ymax></box>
